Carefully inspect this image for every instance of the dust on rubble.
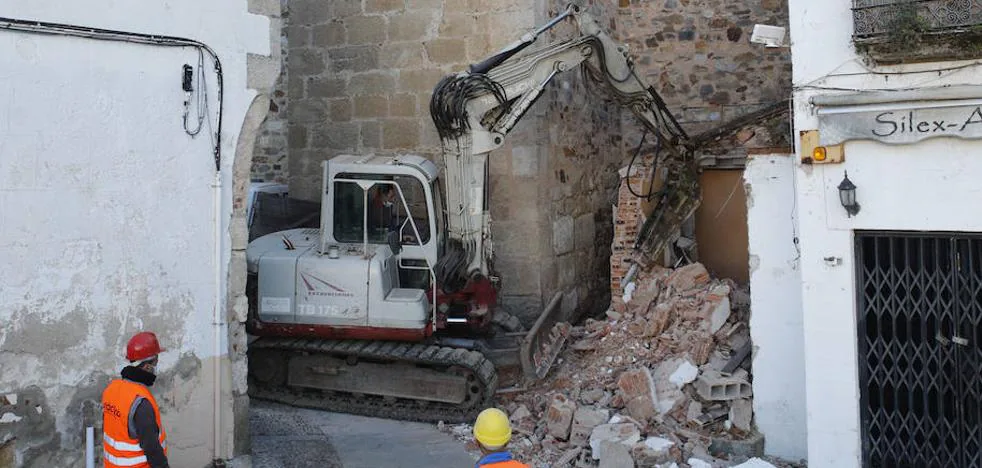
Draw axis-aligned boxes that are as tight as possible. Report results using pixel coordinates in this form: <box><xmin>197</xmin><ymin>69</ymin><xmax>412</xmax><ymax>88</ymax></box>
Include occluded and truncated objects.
<box><xmin>439</xmin><ymin>262</ymin><xmax>807</xmax><ymax>468</ymax></box>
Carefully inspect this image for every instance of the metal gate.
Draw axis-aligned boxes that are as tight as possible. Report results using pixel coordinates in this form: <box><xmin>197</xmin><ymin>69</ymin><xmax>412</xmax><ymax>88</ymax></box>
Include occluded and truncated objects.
<box><xmin>857</xmin><ymin>232</ymin><xmax>982</xmax><ymax>467</ymax></box>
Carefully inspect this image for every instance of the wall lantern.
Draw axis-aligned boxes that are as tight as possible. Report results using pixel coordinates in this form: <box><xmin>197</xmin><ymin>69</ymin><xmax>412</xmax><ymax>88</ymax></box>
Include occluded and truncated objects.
<box><xmin>838</xmin><ymin>171</ymin><xmax>860</xmax><ymax>217</ymax></box>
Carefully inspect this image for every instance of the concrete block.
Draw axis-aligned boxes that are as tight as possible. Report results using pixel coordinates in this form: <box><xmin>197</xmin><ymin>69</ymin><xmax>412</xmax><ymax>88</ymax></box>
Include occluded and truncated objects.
<box><xmin>631</xmin><ymin>437</ymin><xmax>674</xmax><ymax>466</ymax></box>
<box><xmin>729</xmin><ymin>398</ymin><xmax>753</xmax><ymax>432</ymax></box>
<box><xmin>546</xmin><ymin>394</ymin><xmax>577</xmax><ymax>441</ymax></box>
<box><xmin>732</xmin><ymin>457</ymin><xmax>778</xmax><ymax>468</ymax></box>
<box><xmin>571</xmin><ymin>407</ymin><xmax>608</xmax><ymax>446</ymax></box>
<box><xmin>553</xmin><ymin>216</ymin><xmax>574</xmax><ymax>255</ymax></box>
<box><xmin>694</xmin><ymin>370</ymin><xmax>752</xmax><ymax>401</ymax></box>
<box><xmin>709</xmin><ymin>432</ymin><xmax>765</xmax><ymax>459</ymax></box>
<box><xmin>590</xmin><ymin>423</ymin><xmax>641</xmax><ymax>460</ymax></box>
<box><xmin>599</xmin><ymin>441</ymin><xmax>635</xmax><ymax>468</ymax></box>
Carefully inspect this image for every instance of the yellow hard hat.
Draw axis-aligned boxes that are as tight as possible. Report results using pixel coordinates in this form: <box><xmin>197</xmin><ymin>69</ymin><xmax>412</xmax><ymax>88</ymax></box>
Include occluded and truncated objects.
<box><xmin>473</xmin><ymin>408</ymin><xmax>512</xmax><ymax>449</ymax></box>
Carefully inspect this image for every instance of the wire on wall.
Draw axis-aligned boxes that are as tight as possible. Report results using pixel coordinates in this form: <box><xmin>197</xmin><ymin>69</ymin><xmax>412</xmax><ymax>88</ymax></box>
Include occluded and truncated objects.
<box><xmin>0</xmin><ymin>16</ymin><xmax>225</xmax><ymax>172</ymax></box>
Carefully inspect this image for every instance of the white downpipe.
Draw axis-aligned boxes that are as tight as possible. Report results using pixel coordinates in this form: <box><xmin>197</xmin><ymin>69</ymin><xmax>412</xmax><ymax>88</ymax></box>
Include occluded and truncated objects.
<box><xmin>85</xmin><ymin>426</ymin><xmax>94</xmax><ymax>468</ymax></box>
<box><xmin>211</xmin><ymin>171</ymin><xmax>224</xmax><ymax>462</ymax></box>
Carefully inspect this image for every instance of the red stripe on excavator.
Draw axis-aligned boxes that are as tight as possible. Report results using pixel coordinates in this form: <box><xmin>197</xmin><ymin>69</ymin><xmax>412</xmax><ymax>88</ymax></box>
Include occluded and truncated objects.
<box><xmin>249</xmin><ymin>320</ymin><xmax>432</xmax><ymax>342</ymax></box>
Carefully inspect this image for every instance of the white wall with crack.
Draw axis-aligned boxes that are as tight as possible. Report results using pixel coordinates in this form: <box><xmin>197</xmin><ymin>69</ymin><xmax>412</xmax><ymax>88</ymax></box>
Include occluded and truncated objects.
<box><xmin>0</xmin><ymin>0</ymin><xmax>279</xmax><ymax>465</ymax></box>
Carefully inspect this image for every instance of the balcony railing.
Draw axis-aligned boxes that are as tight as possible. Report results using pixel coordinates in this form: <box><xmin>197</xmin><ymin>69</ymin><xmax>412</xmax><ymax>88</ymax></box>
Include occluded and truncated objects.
<box><xmin>854</xmin><ymin>0</ymin><xmax>982</xmax><ymax>37</ymax></box>
<box><xmin>853</xmin><ymin>0</ymin><xmax>982</xmax><ymax>62</ymax></box>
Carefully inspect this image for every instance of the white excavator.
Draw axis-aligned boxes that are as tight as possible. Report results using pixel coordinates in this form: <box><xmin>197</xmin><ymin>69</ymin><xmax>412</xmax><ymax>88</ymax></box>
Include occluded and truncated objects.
<box><xmin>245</xmin><ymin>3</ymin><xmax>699</xmax><ymax>422</ymax></box>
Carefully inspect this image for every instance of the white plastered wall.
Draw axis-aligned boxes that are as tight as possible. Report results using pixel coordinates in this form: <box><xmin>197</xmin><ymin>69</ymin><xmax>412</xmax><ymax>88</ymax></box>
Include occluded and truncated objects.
<box><xmin>745</xmin><ymin>154</ymin><xmax>807</xmax><ymax>461</ymax></box>
<box><xmin>788</xmin><ymin>0</ymin><xmax>982</xmax><ymax>466</ymax></box>
<box><xmin>0</xmin><ymin>1</ymin><xmax>273</xmax><ymax>465</ymax></box>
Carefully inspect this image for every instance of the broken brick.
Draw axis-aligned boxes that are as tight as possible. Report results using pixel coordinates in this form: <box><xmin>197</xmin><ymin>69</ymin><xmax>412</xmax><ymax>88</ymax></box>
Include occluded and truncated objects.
<box><xmin>664</xmin><ymin>263</ymin><xmax>710</xmax><ymax>292</ymax></box>
<box><xmin>546</xmin><ymin>394</ymin><xmax>577</xmax><ymax>441</ymax></box>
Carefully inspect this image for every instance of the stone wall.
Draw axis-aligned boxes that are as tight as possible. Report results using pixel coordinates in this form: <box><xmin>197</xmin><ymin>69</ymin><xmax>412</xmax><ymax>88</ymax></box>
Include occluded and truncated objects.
<box><xmin>252</xmin><ymin>0</ymin><xmax>291</xmax><ymax>184</ymax></box>
<box><xmin>615</xmin><ymin>0</ymin><xmax>792</xmax><ymax>136</ymax></box>
<box><xmin>269</xmin><ymin>0</ymin><xmax>792</xmax><ymax>323</ymax></box>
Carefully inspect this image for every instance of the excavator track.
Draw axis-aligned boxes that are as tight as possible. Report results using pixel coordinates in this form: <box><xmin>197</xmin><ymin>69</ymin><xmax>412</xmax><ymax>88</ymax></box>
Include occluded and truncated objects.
<box><xmin>248</xmin><ymin>337</ymin><xmax>498</xmax><ymax>424</ymax></box>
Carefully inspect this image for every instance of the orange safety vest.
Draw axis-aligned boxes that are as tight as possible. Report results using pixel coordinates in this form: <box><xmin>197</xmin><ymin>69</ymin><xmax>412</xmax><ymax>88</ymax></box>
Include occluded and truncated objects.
<box><xmin>102</xmin><ymin>379</ymin><xmax>167</xmax><ymax>467</ymax></box>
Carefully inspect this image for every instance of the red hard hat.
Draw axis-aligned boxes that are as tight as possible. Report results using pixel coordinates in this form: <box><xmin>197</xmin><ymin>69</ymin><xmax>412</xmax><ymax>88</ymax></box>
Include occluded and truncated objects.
<box><xmin>126</xmin><ymin>332</ymin><xmax>164</xmax><ymax>362</ymax></box>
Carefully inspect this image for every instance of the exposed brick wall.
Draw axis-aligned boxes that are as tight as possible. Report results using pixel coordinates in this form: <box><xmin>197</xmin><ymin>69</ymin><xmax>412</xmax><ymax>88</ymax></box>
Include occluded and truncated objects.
<box><xmin>610</xmin><ymin>160</ymin><xmax>654</xmax><ymax>297</ymax></box>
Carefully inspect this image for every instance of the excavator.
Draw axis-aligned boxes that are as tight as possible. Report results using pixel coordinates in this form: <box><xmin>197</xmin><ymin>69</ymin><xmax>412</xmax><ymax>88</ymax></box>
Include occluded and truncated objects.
<box><xmin>245</xmin><ymin>3</ymin><xmax>699</xmax><ymax>423</ymax></box>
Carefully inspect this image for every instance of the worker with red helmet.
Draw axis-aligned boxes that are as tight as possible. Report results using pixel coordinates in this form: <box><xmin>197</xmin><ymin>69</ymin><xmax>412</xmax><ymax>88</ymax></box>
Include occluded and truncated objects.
<box><xmin>101</xmin><ymin>331</ymin><xmax>169</xmax><ymax>468</ymax></box>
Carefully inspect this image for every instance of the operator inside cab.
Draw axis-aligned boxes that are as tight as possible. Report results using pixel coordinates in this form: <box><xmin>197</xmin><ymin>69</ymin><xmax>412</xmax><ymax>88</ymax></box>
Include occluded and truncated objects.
<box><xmin>368</xmin><ymin>183</ymin><xmax>398</xmax><ymax>239</ymax></box>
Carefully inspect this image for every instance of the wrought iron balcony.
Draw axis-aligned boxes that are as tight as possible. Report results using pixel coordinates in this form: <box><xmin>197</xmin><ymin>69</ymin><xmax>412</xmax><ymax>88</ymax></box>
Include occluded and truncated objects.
<box><xmin>853</xmin><ymin>0</ymin><xmax>982</xmax><ymax>62</ymax></box>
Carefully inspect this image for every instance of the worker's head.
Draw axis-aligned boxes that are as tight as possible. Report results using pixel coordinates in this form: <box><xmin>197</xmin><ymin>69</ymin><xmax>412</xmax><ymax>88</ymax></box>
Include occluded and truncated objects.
<box><xmin>473</xmin><ymin>408</ymin><xmax>512</xmax><ymax>453</ymax></box>
<box><xmin>126</xmin><ymin>331</ymin><xmax>164</xmax><ymax>374</ymax></box>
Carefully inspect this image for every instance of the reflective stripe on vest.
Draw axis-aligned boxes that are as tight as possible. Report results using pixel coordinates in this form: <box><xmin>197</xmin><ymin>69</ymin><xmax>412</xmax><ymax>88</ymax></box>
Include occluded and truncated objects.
<box><xmin>102</xmin><ymin>379</ymin><xmax>167</xmax><ymax>468</ymax></box>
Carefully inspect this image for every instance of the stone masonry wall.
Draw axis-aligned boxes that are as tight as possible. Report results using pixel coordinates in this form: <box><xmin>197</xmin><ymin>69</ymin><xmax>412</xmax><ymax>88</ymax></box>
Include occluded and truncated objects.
<box><xmin>251</xmin><ymin>0</ymin><xmax>290</xmax><ymax>184</ymax></box>
<box><xmin>616</xmin><ymin>0</ymin><xmax>792</xmax><ymax>136</ymax></box>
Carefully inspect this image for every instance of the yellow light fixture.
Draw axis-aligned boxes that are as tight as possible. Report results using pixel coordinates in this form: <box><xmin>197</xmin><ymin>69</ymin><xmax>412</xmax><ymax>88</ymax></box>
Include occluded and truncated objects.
<box><xmin>813</xmin><ymin>146</ymin><xmax>828</xmax><ymax>162</ymax></box>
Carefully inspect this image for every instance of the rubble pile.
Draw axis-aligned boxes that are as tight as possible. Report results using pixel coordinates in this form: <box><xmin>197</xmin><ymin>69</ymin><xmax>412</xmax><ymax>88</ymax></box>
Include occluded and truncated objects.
<box><xmin>444</xmin><ymin>262</ymin><xmax>805</xmax><ymax>467</ymax></box>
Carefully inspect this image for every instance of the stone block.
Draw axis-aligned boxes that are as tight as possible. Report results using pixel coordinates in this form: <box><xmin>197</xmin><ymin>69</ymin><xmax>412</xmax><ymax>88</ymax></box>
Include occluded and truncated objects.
<box><xmin>425</xmin><ymin>38</ymin><xmax>468</xmax><ymax>64</ymax></box>
<box><xmin>546</xmin><ymin>394</ymin><xmax>577</xmax><ymax>441</ymax></box>
<box><xmin>559</xmin><ymin>254</ymin><xmax>577</xmax><ymax>288</ymax></box>
<box><xmin>382</xmin><ymin>119</ymin><xmax>419</xmax><ymax>149</ymax></box>
<box><xmin>729</xmin><ymin>398</ymin><xmax>753</xmax><ymax>432</ymax></box>
<box><xmin>398</xmin><ymin>69</ymin><xmax>447</xmax><ymax>93</ymax></box>
<box><xmin>307</xmin><ymin>77</ymin><xmax>347</xmax><ymax>99</ymax></box>
<box><xmin>694</xmin><ymin>370</ymin><xmax>752</xmax><ymax>401</ymax></box>
<box><xmin>346</xmin><ymin>72</ymin><xmax>397</xmax><ymax>96</ymax></box>
<box><xmin>290</xmin><ymin>100</ymin><xmax>328</xmax><ymax>124</ymax></box>
<box><xmin>310</xmin><ymin>122</ymin><xmax>359</xmax><ymax>150</ymax></box>
<box><xmin>287</xmin><ymin>125</ymin><xmax>308</xmax><ymax>149</ymax></box>
<box><xmin>553</xmin><ymin>216</ymin><xmax>574</xmax><ymax>255</ymax></box>
<box><xmin>574</xmin><ymin>213</ymin><xmax>595</xmax><ymax>251</ymax></box>
<box><xmin>345</xmin><ymin>16</ymin><xmax>387</xmax><ymax>45</ymax></box>
<box><xmin>329</xmin><ymin>99</ymin><xmax>352</xmax><ymax>122</ymax></box>
<box><xmin>388</xmin><ymin>12</ymin><xmax>437</xmax><ymax>42</ymax></box>
<box><xmin>311</xmin><ymin>22</ymin><xmax>345</xmax><ymax>48</ymax></box>
<box><xmin>590</xmin><ymin>423</ymin><xmax>641</xmax><ymax>460</ymax></box>
<box><xmin>289</xmin><ymin>0</ymin><xmax>331</xmax><ymax>25</ymax></box>
<box><xmin>328</xmin><ymin>46</ymin><xmax>379</xmax><ymax>72</ymax></box>
<box><xmin>361</xmin><ymin>121</ymin><xmax>382</xmax><ymax>149</ymax></box>
<box><xmin>380</xmin><ymin>43</ymin><xmax>426</xmax><ymax>68</ymax></box>
<box><xmin>389</xmin><ymin>93</ymin><xmax>417</xmax><ymax>117</ymax></box>
<box><xmin>511</xmin><ymin>146</ymin><xmax>539</xmax><ymax>177</ymax></box>
<box><xmin>353</xmin><ymin>95</ymin><xmax>388</xmax><ymax>119</ymax></box>
<box><xmin>365</xmin><ymin>0</ymin><xmax>403</xmax><ymax>13</ymax></box>
<box><xmin>571</xmin><ymin>407</ymin><xmax>608</xmax><ymax>446</ymax></box>
<box><xmin>599</xmin><ymin>441</ymin><xmax>635</xmax><ymax>468</ymax></box>
<box><xmin>289</xmin><ymin>48</ymin><xmax>326</xmax><ymax>75</ymax></box>
<box><xmin>440</xmin><ymin>13</ymin><xmax>478</xmax><ymax>37</ymax></box>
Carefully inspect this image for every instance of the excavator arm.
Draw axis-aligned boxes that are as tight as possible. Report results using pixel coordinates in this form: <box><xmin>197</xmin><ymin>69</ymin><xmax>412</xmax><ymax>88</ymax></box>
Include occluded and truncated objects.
<box><xmin>429</xmin><ymin>3</ymin><xmax>700</xmax><ymax>293</ymax></box>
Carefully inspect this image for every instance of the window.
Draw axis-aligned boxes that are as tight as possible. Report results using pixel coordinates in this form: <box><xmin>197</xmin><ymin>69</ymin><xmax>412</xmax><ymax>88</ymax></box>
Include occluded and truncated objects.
<box><xmin>332</xmin><ymin>174</ymin><xmax>431</xmax><ymax>246</ymax></box>
<box><xmin>853</xmin><ymin>0</ymin><xmax>982</xmax><ymax>63</ymax></box>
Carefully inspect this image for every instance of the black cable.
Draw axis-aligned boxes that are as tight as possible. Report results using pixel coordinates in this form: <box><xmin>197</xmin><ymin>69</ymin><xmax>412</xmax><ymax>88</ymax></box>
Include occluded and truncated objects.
<box><xmin>0</xmin><ymin>16</ymin><xmax>225</xmax><ymax>171</ymax></box>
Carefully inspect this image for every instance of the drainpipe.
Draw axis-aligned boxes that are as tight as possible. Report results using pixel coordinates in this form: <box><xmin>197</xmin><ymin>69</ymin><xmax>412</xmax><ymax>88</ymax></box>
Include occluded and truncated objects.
<box><xmin>212</xmin><ymin>171</ymin><xmax>224</xmax><ymax>464</ymax></box>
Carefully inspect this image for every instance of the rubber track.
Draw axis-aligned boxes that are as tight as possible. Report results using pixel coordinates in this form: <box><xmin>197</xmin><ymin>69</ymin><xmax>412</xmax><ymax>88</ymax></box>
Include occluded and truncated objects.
<box><xmin>248</xmin><ymin>337</ymin><xmax>498</xmax><ymax>424</ymax></box>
